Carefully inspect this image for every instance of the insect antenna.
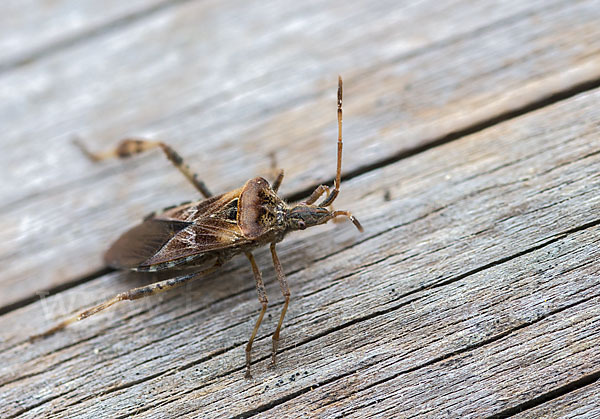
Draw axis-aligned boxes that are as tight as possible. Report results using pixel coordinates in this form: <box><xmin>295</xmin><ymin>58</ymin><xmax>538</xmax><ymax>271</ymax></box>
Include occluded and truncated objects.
<box><xmin>318</xmin><ymin>75</ymin><xmax>344</xmax><ymax>208</ymax></box>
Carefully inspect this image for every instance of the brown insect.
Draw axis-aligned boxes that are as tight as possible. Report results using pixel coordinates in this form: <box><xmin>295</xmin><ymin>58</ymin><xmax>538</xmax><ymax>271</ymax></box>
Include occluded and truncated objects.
<box><xmin>34</xmin><ymin>76</ymin><xmax>363</xmax><ymax>378</ymax></box>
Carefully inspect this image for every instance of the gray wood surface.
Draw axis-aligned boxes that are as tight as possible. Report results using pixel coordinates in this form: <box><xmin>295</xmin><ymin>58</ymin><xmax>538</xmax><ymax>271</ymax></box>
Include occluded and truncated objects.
<box><xmin>1</xmin><ymin>0</ymin><xmax>599</xmax><ymax>417</ymax></box>
<box><xmin>3</xmin><ymin>0</ymin><xmax>600</xmax><ymax>309</ymax></box>
<box><xmin>515</xmin><ymin>380</ymin><xmax>600</xmax><ymax>419</ymax></box>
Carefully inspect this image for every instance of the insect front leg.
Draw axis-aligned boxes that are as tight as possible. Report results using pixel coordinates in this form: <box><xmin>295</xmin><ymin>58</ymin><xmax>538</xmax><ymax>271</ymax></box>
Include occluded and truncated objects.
<box><xmin>74</xmin><ymin>137</ymin><xmax>212</xmax><ymax>198</ymax></box>
<box><xmin>269</xmin><ymin>243</ymin><xmax>290</xmax><ymax>366</ymax></box>
<box><xmin>272</xmin><ymin>170</ymin><xmax>284</xmax><ymax>193</ymax></box>
<box><xmin>31</xmin><ymin>258</ymin><xmax>222</xmax><ymax>341</ymax></box>
<box><xmin>244</xmin><ymin>251</ymin><xmax>268</xmax><ymax>379</ymax></box>
<box><xmin>266</xmin><ymin>150</ymin><xmax>285</xmax><ymax>193</ymax></box>
<box><xmin>302</xmin><ymin>184</ymin><xmax>331</xmax><ymax>205</ymax></box>
<box><xmin>301</xmin><ymin>184</ymin><xmax>344</xmax><ymax>224</ymax></box>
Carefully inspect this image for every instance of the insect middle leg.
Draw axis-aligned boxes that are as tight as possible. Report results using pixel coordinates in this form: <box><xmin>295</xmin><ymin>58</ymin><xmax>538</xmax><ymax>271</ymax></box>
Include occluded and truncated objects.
<box><xmin>32</xmin><ymin>258</ymin><xmax>222</xmax><ymax>341</ymax></box>
<box><xmin>244</xmin><ymin>251</ymin><xmax>268</xmax><ymax>379</ymax></box>
<box><xmin>74</xmin><ymin>137</ymin><xmax>212</xmax><ymax>198</ymax></box>
<box><xmin>270</xmin><ymin>243</ymin><xmax>290</xmax><ymax>366</ymax></box>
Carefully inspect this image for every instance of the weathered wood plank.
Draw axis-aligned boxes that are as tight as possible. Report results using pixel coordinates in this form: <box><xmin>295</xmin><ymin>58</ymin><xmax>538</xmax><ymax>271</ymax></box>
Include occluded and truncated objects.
<box><xmin>514</xmin><ymin>380</ymin><xmax>600</xmax><ymax>419</ymax></box>
<box><xmin>262</xmin><ymin>290</ymin><xmax>599</xmax><ymax>418</ymax></box>
<box><xmin>3</xmin><ymin>0</ymin><xmax>600</xmax><ymax>309</ymax></box>
<box><xmin>4</xmin><ymin>0</ymin><xmax>572</xmax><ymax>203</ymax></box>
<box><xmin>0</xmin><ymin>0</ymin><xmax>174</xmax><ymax>68</ymax></box>
<box><xmin>1</xmin><ymin>83</ymin><xmax>598</xmax><ymax>417</ymax></box>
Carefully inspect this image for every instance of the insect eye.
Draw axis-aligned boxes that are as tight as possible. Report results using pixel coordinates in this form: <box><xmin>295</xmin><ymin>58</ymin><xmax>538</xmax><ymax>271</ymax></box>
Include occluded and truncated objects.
<box><xmin>298</xmin><ymin>221</ymin><xmax>306</xmax><ymax>230</ymax></box>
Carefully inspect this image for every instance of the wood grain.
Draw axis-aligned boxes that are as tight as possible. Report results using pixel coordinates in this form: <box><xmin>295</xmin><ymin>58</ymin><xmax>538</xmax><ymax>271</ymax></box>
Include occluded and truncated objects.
<box><xmin>0</xmin><ymin>0</ymin><xmax>176</xmax><ymax>68</ymax></box>
<box><xmin>515</xmin><ymin>380</ymin><xmax>600</xmax><ymax>419</ymax></box>
<box><xmin>2</xmin><ymin>0</ymin><xmax>600</xmax><ymax>417</ymax></box>
<box><xmin>3</xmin><ymin>0</ymin><xmax>600</xmax><ymax>309</ymax></box>
<box><xmin>2</xmin><ymin>83</ymin><xmax>599</xmax><ymax>417</ymax></box>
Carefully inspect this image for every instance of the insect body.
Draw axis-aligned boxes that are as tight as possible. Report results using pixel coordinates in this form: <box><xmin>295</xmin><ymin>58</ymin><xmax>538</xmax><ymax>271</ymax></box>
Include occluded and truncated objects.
<box><xmin>36</xmin><ymin>77</ymin><xmax>362</xmax><ymax>378</ymax></box>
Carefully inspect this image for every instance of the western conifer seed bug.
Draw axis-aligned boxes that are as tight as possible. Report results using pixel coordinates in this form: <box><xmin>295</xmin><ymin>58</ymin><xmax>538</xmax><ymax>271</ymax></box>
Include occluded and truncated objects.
<box><xmin>34</xmin><ymin>76</ymin><xmax>363</xmax><ymax>378</ymax></box>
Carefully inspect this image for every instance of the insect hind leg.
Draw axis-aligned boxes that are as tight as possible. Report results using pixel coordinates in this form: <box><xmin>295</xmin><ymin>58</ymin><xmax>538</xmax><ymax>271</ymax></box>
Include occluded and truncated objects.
<box><xmin>30</xmin><ymin>258</ymin><xmax>222</xmax><ymax>341</ymax></box>
<box><xmin>74</xmin><ymin>137</ymin><xmax>212</xmax><ymax>198</ymax></box>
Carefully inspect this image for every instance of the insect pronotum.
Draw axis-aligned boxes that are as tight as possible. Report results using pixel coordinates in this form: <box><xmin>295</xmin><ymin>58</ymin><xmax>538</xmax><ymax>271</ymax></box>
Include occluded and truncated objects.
<box><xmin>34</xmin><ymin>76</ymin><xmax>363</xmax><ymax>378</ymax></box>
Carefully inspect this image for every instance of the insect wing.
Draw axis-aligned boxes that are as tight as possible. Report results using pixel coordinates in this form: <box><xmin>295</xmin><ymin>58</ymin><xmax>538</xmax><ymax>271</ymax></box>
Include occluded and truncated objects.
<box><xmin>140</xmin><ymin>218</ymin><xmax>248</xmax><ymax>267</ymax></box>
<box><xmin>104</xmin><ymin>219</ymin><xmax>192</xmax><ymax>269</ymax></box>
<box><xmin>105</xmin><ymin>190</ymin><xmax>250</xmax><ymax>270</ymax></box>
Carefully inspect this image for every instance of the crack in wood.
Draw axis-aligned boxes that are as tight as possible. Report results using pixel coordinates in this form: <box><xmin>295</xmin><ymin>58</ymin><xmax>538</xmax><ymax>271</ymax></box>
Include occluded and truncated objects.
<box><xmin>243</xmin><ymin>293</ymin><xmax>600</xmax><ymax>419</ymax></box>
<box><xmin>3</xmin><ymin>2</ymin><xmax>600</xmax><ymax>415</ymax></box>
<box><xmin>485</xmin><ymin>369</ymin><xmax>600</xmax><ymax>419</ymax></box>
<box><xmin>289</xmin><ymin>75</ymin><xmax>600</xmax><ymax>205</ymax></box>
<box><xmin>6</xmin><ymin>389</ymin><xmax>72</xmax><ymax>419</ymax></box>
<box><xmin>0</xmin><ymin>267</ymin><xmax>113</xmax><ymax>317</ymax></box>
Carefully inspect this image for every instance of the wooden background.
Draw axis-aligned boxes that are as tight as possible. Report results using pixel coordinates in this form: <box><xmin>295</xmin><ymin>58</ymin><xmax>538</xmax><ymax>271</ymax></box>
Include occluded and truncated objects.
<box><xmin>1</xmin><ymin>0</ymin><xmax>600</xmax><ymax>417</ymax></box>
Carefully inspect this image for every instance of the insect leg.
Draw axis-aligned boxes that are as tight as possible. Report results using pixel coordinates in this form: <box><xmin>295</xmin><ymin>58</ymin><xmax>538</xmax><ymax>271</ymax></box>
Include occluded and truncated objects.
<box><xmin>245</xmin><ymin>251</ymin><xmax>268</xmax><ymax>379</ymax></box>
<box><xmin>266</xmin><ymin>150</ymin><xmax>285</xmax><ymax>193</ymax></box>
<box><xmin>31</xmin><ymin>258</ymin><xmax>222</xmax><ymax>341</ymax></box>
<box><xmin>272</xmin><ymin>170</ymin><xmax>284</xmax><ymax>193</ymax></box>
<box><xmin>269</xmin><ymin>243</ymin><xmax>290</xmax><ymax>366</ymax></box>
<box><xmin>302</xmin><ymin>184</ymin><xmax>331</xmax><ymax>205</ymax></box>
<box><xmin>301</xmin><ymin>185</ymin><xmax>345</xmax><ymax>223</ymax></box>
<box><xmin>74</xmin><ymin>137</ymin><xmax>212</xmax><ymax>198</ymax></box>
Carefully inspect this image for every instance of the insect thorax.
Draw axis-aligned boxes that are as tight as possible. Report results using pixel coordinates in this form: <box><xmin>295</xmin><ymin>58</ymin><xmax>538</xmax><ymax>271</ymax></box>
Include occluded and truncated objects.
<box><xmin>238</xmin><ymin>177</ymin><xmax>288</xmax><ymax>242</ymax></box>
